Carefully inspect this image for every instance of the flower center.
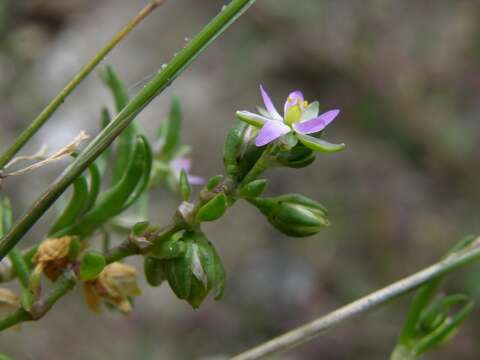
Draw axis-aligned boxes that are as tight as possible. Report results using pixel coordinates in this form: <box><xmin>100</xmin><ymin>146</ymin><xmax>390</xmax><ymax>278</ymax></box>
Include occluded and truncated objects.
<box><xmin>284</xmin><ymin>98</ymin><xmax>309</xmax><ymax>125</ymax></box>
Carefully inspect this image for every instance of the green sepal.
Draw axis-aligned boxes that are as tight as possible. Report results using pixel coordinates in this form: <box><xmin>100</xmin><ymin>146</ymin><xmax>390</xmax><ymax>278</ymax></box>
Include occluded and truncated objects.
<box><xmin>239</xmin><ymin>179</ymin><xmax>268</xmax><ymax>199</ymax></box>
<box><xmin>206</xmin><ymin>175</ymin><xmax>224</xmax><ymax>191</ymax></box>
<box><xmin>196</xmin><ymin>234</ymin><xmax>225</xmax><ymax>300</ymax></box>
<box><xmin>235</xmin><ymin>111</ymin><xmax>265</xmax><ymax>128</ymax></box>
<box><xmin>164</xmin><ymin>240</ymin><xmax>193</xmax><ymax>299</ymax></box>
<box><xmin>179</xmin><ymin>169</ymin><xmax>191</xmax><ymax>201</ymax></box>
<box><xmin>79</xmin><ymin>251</ymin><xmax>106</xmax><ymax>281</ymax></box>
<box><xmin>197</xmin><ymin>192</ymin><xmax>228</xmax><ymax>222</ymax></box>
<box><xmin>277</xmin><ymin>143</ymin><xmax>315</xmax><ymax>168</ymax></box>
<box><xmin>296</xmin><ymin>133</ymin><xmax>345</xmax><ymax>153</ymax></box>
<box><xmin>144</xmin><ymin>256</ymin><xmax>166</xmax><ymax>287</ymax></box>
<box><xmin>149</xmin><ymin>237</ymin><xmax>187</xmax><ymax>260</ymax></box>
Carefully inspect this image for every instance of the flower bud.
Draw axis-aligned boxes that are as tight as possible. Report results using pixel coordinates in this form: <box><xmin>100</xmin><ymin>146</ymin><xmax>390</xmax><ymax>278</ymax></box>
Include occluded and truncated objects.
<box><xmin>163</xmin><ymin>230</ymin><xmax>225</xmax><ymax>309</ymax></box>
<box><xmin>33</xmin><ymin>236</ymin><xmax>74</xmax><ymax>281</ymax></box>
<box><xmin>84</xmin><ymin>262</ymin><xmax>141</xmax><ymax>313</ymax></box>
<box><xmin>250</xmin><ymin>194</ymin><xmax>330</xmax><ymax>237</ymax></box>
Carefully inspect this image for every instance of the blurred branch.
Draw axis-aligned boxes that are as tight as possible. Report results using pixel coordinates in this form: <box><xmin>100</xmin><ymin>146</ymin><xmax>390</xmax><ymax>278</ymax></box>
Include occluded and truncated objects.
<box><xmin>0</xmin><ymin>1</ymin><xmax>167</xmax><ymax>169</ymax></box>
<box><xmin>231</xmin><ymin>237</ymin><xmax>480</xmax><ymax>360</ymax></box>
<box><xmin>0</xmin><ymin>0</ymin><xmax>257</xmax><ymax>260</ymax></box>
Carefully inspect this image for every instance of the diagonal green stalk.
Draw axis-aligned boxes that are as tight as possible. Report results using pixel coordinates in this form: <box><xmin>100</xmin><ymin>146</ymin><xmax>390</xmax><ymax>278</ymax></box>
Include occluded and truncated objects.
<box><xmin>231</xmin><ymin>237</ymin><xmax>480</xmax><ymax>360</ymax></box>
<box><xmin>0</xmin><ymin>0</ymin><xmax>257</xmax><ymax>260</ymax></box>
<box><xmin>0</xmin><ymin>0</ymin><xmax>167</xmax><ymax>169</ymax></box>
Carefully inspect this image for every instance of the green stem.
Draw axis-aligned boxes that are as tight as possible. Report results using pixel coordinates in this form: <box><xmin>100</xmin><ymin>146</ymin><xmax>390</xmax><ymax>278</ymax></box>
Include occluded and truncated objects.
<box><xmin>0</xmin><ymin>1</ymin><xmax>166</xmax><ymax>169</ymax></box>
<box><xmin>29</xmin><ymin>270</ymin><xmax>76</xmax><ymax>319</ymax></box>
<box><xmin>8</xmin><ymin>248</ymin><xmax>34</xmax><ymax>309</ymax></box>
<box><xmin>0</xmin><ymin>309</ymin><xmax>31</xmax><ymax>331</ymax></box>
<box><xmin>231</xmin><ymin>237</ymin><xmax>480</xmax><ymax>360</ymax></box>
<box><xmin>105</xmin><ymin>221</ymin><xmax>183</xmax><ymax>263</ymax></box>
<box><xmin>0</xmin><ymin>0</ymin><xmax>257</xmax><ymax>260</ymax></box>
<box><xmin>240</xmin><ymin>145</ymin><xmax>277</xmax><ymax>186</ymax></box>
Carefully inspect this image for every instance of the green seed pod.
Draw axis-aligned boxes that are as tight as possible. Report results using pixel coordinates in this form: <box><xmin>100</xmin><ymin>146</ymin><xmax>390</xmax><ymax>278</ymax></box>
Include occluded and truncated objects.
<box><xmin>276</xmin><ymin>143</ymin><xmax>316</xmax><ymax>169</ymax></box>
<box><xmin>163</xmin><ymin>230</ymin><xmax>225</xmax><ymax>308</ymax></box>
<box><xmin>144</xmin><ymin>256</ymin><xmax>167</xmax><ymax>287</ymax></box>
<box><xmin>250</xmin><ymin>194</ymin><xmax>330</xmax><ymax>237</ymax></box>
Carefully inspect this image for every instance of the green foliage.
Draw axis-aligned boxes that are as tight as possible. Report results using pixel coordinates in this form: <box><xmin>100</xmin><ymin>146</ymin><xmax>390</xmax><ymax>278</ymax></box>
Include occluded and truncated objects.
<box><xmin>79</xmin><ymin>251</ymin><xmax>106</xmax><ymax>281</ymax></box>
<box><xmin>196</xmin><ymin>193</ymin><xmax>228</xmax><ymax>222</ymax></box>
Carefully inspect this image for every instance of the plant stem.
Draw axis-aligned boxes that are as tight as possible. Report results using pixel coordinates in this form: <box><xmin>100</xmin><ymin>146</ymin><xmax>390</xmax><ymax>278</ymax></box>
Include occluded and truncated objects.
<box><xmin>0</xmin><ymin>308</ymin><xmax>31</xmax><ymax>331</ymax></box>
<box><xmin>0</xmin><ymin>0</ymin><xmax>257</xmax><ymax>260</ymax></box>
<box><xmin>105</xmin><ymin>221</ymin><xmax>183</xmax><ymax>263</ymax></box>
<box><xmin>0</xmin><ymin>1</ymin><xmax>166</xmax><ymax>170</ymax></box>
<box><xmin>231</xmin><ymin>237</ymin><xmax>480</xmax><ymax>360</ymax></box>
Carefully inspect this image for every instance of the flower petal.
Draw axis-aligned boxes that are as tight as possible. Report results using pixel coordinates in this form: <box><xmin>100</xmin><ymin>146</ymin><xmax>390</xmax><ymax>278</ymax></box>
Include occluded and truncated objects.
<box><xmin>255</xmin><ymin>121</ymin><xmax>291</xmax><ymax>147</ymax></box>
<box><xmin>293</xmin><ymin>109</ymin><xmax>340</xmax><ymax>135</ymax></box>
<box><xmin>171</xmin><ymin>157</ymin><xmax>191</xmax><ymax>173</ymax></box>
<box><xmin>301</xmin><ymin>101</ymin><xmax>320</xmax><ymax>121</ymax></box>
<box><xmin>284</xmin><ymin>90</ymin><xmax>304</xmax><ymax>115</ymax></box>
<box><xmin>260</xmin><ymin>85</ymin><xmax>282</xmax><ymax>121</ymax></box>
<box><xmin>236</xmin><ymin>111</ymin><xmax>271</xmax><ymax>128</ymax></box>
<box><xmin>296</xmin><ymin>133</ymin><xmax>345</xmax><ymax>153</ymax></box>
<box><xmin>187</xmin><ymin>174</ymin><xmax>205</xmax><ymax>185</ymax></box>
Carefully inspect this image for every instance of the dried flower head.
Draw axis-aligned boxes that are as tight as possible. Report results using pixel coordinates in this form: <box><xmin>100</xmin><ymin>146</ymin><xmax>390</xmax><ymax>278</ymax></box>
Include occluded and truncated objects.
<box><xmin>0</xmin><ymin>288</ymin><xmax>19</xmax><ymax>316</ymax></box>
<box><xmin>84</xmin><ymin>262</ymin><xmax>141</xmax><ymax>313</ymax></box>
<box><xmin>33</xmin><ymin>236</ymin><xmax>72</xmax><ymax>281</ymax></box>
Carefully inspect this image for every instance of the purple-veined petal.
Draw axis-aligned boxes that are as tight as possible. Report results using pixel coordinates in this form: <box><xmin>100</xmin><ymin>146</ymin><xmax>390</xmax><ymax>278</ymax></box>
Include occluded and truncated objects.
<box><xmin>301</xmin><ymin>101</ymin><xmax>320</xmax><ymax>121</ymax></box>
<box><xmin>236</xmin><ymin>111</ymin><xmax>271</xmax><ymax>128</ymax></box>
<box><xmin>255</xmin><ymin>121</ymin><xmax>291</xmax><ymax>147</ymax></box>
<box><xmin>187</xmin><ymin>174</ymin><xmax>205</xmax><ymax>185</ymax></box>
<box><xmin>260</xmin><ymin>85</ymin><xmax>282</xmax><ymax>121</ymax></box>
<box><xmin>293</xmin><ymin>109</ymin><xmax>340</xmax><ymax>135</ymax></box>
<box><xmin>284</xmin><ymin>90</ymin><xmax>304</xmax><ymax>115</ymax></box>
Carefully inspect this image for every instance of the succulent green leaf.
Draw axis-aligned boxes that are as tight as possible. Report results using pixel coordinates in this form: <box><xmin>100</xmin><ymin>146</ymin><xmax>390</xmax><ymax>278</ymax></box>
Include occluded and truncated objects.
<box><xmin>49</xmin><ymin>176</ymin><xmax>89</xmax><ymax>236</ymax></box>
<box><xmin>239</xmin><ymin>179</ymin><xmax>268</xmax><ymax>199</ymax></box>
<box><xmin>206</xmin><ymin>175</ymin><xmax>224</xmax><ymax>191</ymax></box>
<box><xmin>79</xmin><ymin>251</ymin><xmax>106</xmax><ymax>281</ymax></box>
<box><xmin>197</xmin><ymin>192</ymin><xmax>228</xmax><ymax>222</ymax></box>
<box><xmin>84</xmin><ymin>162</ymin><xmax>102</xmax><ymax>212</ymax></box>
<box><xmin>99</xmin><ymin>65</ymin><xmax>129</xmax><ymax>112</ymax></box>
<box><xmin>160</xmin><ymin>98</ymin><xmax>182</xmax><ymax>161</ymax></box>
<box><xmin>296</xmin><ymin>133</ymin><xmax>345</xmax><ymax>153</ymax></box>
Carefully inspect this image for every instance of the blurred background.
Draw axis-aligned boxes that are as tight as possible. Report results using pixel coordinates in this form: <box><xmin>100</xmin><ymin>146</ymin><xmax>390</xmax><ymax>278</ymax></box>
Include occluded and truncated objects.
<box><xmin>1</xmin><ymin>0</ymin><xmax>480</xmax><ymax>359</ymax></box>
